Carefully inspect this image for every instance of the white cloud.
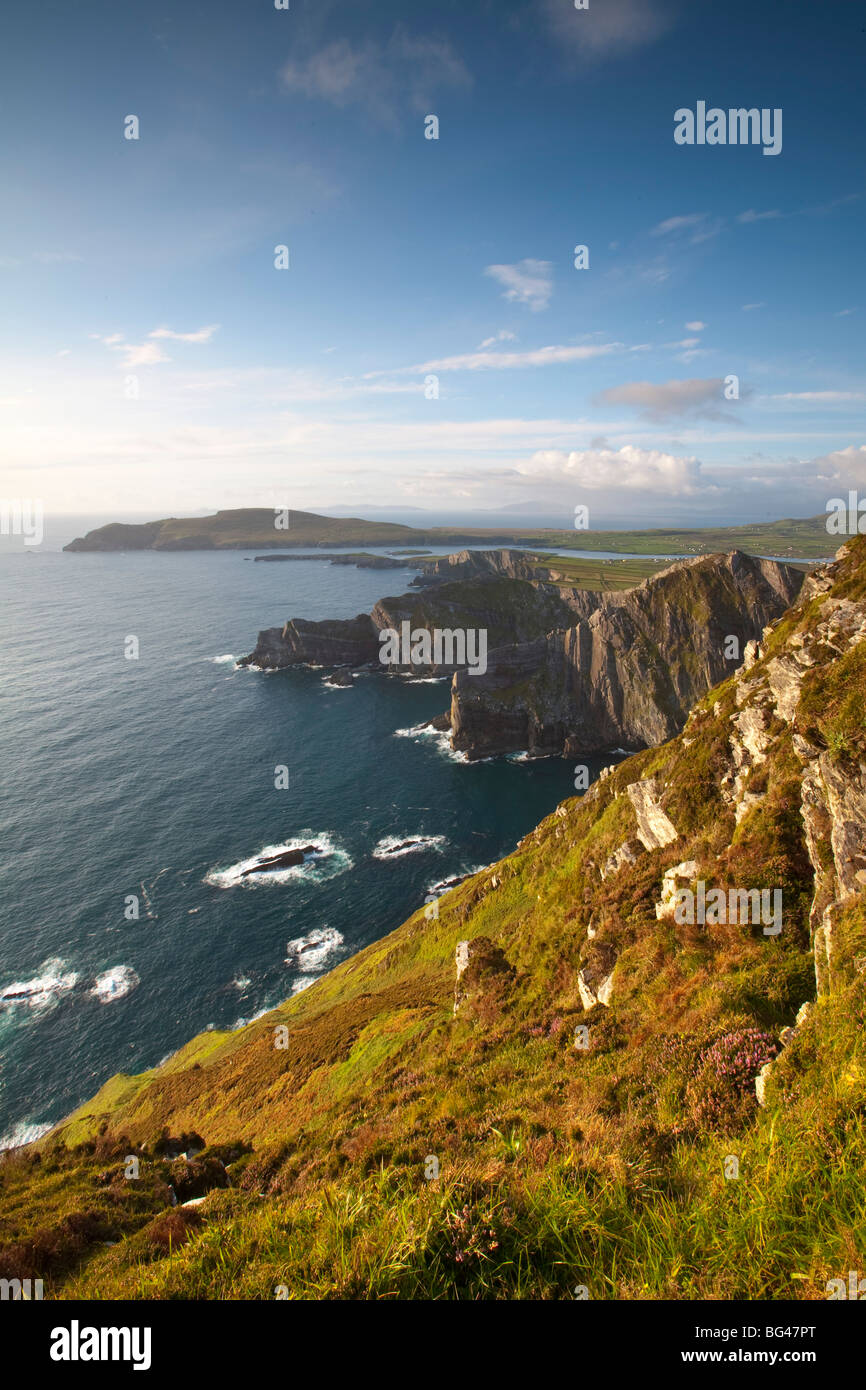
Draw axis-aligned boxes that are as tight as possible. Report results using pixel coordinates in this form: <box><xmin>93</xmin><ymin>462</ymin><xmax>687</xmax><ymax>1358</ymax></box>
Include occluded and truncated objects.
<box><xmin>523</xmin><ymin>444</ymin><xmax>712</xmax><ymax>496</ymax></box>
<box><xmin>149</xmin><ymin>324</ymin><xmax>220</xmax><ymax>343</ymax></box>
<box><xmin>685</xmin><ymin>321</ymin><xmax>706</xmax><ymax>332</ymax></box>
<box><xmin>280</xmin><ymin>30</ymin><xmax>470</xmax><ymax>124</ymax></box>
<box><xmin>477</xmin><ymin>329</ymin><xmax>517</xmax><ymax>350</ymax></box>
<box><xmin>835</xmin><ymin>308</ymin><xmax>857</xmax><ymax>317</ymax></box>
<box><xmin>372</xmin><ymin>341</ymin><xmax>621</xmax><ymax>376</ymax></box>
<box><xmin>651</xmin><ymin>213</ymin><xmax>706</xmax><ymax>236</ymax></box>
<box><xmin>117</xmin><ymin>342</ymin><xmax>171</xmax><ymax>368</ymax></box>
<box><xmin>742</xmin><ymin>302</ymin><xmax>766</xmax><ymax>311</ymax></box>
<box><xmin>484</xmin><ymin>259</ymin><xmax>552</xmax><ymax>312</ymax></box>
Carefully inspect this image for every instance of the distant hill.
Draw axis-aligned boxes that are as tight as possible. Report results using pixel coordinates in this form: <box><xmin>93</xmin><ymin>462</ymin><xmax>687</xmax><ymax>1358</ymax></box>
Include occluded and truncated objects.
<box><xmin>63</xmin><ymin>507</ymin><xmax>836</xmax><ymax>558</ymax></box>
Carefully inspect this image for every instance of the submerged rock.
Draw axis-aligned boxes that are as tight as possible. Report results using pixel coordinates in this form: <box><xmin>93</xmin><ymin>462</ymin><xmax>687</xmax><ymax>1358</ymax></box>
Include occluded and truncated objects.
<box><xmin>241</xmin><ymin>845</ymin><xmax>321</xmax><ymax>876</ymax></box>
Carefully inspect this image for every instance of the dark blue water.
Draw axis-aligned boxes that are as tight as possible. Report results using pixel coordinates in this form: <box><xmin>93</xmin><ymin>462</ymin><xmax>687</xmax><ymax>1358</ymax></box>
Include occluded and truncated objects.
<box><xmin>0</xmin><ymin>547</ymin><xmax>609</xmax><ymax>1146</ymax></box>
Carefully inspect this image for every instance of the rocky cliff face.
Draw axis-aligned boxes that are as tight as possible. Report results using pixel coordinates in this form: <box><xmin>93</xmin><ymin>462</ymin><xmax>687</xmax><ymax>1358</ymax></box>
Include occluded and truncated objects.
<box><xmin>240</xmin><ymin>573</ymin><xmax>583</xmax><ymax>674</ymax></box>
<box><xmin>411</xmin><ymin>548</ymin><xmax>549</xmax><ymax>586</ymax></box>
<box><xmin>449</xmin><ymin>551</ymin><xmax>804</xmax><ymax>759</ymax></box>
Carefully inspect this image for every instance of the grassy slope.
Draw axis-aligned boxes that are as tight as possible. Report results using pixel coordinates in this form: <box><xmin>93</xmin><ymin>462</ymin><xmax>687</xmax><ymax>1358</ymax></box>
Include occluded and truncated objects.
<box><xmin>64</xmin><ymin>510</ymin><xmax>837</xmax><ymax>558</ymax></box>
<box><xmin>4</xmin><ymin>544</ymin><xmax>866</xmax><ymax>1300</ymax></box>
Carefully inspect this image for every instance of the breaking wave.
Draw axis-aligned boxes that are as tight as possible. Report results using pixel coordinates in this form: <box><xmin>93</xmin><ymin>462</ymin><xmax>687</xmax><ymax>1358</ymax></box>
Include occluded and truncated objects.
<box><xmin>285</xmin><ymin>925</ymin><xmax>344</xmax><ymax>973</ymax></box>
<box><xmin>373</xmin><ymin>834</ymin><xmax>447</xmax><ymax>859</ymax></box>
<box><xmin>0</xmin><ymin>958</ymin><xmax>79</xmax><ymax>1012</ymax></box>
<box><xmin>205</xmin><ymin>832</ymin><xmax>352</xmax><ymax>888</ymax></box>
<box><xmin>90</xmin><ymin>965</ymin><xmax>140</xmax><ymax>1003</ymax></box>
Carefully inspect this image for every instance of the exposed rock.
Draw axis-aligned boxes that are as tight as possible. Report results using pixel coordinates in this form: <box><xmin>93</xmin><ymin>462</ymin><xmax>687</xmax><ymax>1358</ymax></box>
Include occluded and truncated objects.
<box><xmin>655</xmin><ymin>860</ymin><xmax>700</xmax><ymax>919</ymax></box>
<box><xmin>239</xmin><ymin>615</ymin><xmax>378</xmax><ymax>671</ymax></box>
<box><xmin>755</xmin><ymin>1061</ymin><xmax>773</xmax><ymax>1107</ymax></box>
<box><xmin>324</xmin><ymin>668</ymin><xmax>354</xmax><ymax>687</ymax></box>
<box><xmin>625</xmin><ymin>778</ymin><xmax>679</xmax><ymax>850</ymax></box>
<box><xmin>411</xmin><ymin>548</ymin><xmax>547</xmax><ymax>587</ymax></box>
<box><xmin>450</xmin><ymin>552</ymin><xmax>803</xmax><ymax>760</ymax></box>
<box><xmin>743</xmin><ymin>639</ymin><xmax>761</xmax><ymax>670</ymax></box>
<box><xmin>601</xmin><ymin>838</ymin><xmax>645</xmax><ymax>880</ymax></box>
<box><xmin>577</xmin><ymin>942</ymin><xmax>617</xmax><ymax>1010</ymax></box>
<box><xmin>241</xmin><ymin>845</ymin><xmax>321</xmax><ymax>876</ymax></box>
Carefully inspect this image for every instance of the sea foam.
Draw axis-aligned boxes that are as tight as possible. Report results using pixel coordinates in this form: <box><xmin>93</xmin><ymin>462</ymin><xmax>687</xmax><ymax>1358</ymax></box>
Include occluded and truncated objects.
<box><xmin>205</xmin><ymin>832</ymin><xmax>352</xmax><ymax>888</ymax></box>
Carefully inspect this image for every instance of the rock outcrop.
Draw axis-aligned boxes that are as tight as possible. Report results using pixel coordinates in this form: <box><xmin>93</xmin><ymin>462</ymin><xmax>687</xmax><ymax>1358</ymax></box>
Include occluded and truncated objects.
<box><xmin>240</xmin><ymin>571</ymin><xmax>581</xmax><ymax>675</ymax></box>
<box><xmin>449</xmin><ymin>552</ymin><xmax>804</xmax><ymax>759</ymax></box>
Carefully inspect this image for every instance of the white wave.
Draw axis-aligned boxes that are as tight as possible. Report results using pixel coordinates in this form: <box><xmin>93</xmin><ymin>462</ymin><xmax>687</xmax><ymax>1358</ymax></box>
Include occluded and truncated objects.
<box><xmin>426</xmin><ymin>864</ymin><xmax>487</xmax><ymax>897</ymax></box>
<box><xmin>231</xmin><ymin>1006</ymin><xmax>270</xmax><ymax>1030</ymax></box>
<box><xmin>205</xmin><ymin>832</ymin><xmax>352</xmax><ymax>888</ymax></box>
<box><xmin>507</xmin><ymin>750</ymin><xmax>555</xmax><ymax>763</ymax></box>
<box><xmin>211</xmin><ymin>654</ymin><xmax>236</xmax><ymax>664</ymax></box>
<box><xmin>0</xmin><ymin>958</ymin><xmax>79</xmax><ymax>1011</ymax></box>
<box><xmin>373</xmin><ymin>834</ymin><xmax>447</xmax><ymax>860</ymax></box>
<box><xmin>0</xmin><ymin>1118</ymin><xmax>53</xmax><ymax>1152</ymax></box>
<box><xmin>233</xmin><ymin>975</ymin><xmax>251</xmax><ymax>991</ymax></box>
<box><xmin>291</xmin><ymin>976</ymin><xmax>318</xmax><ymax>995</ymax></box>
<box><xmin>285</xmin><ymin>926</ymin><xmax>344</xmax><ymax>972</ymax></box>
<box><xmin>90</xmin><ymin>965</ymin><xmax>139</xmax><ymax>1003</ymax></box>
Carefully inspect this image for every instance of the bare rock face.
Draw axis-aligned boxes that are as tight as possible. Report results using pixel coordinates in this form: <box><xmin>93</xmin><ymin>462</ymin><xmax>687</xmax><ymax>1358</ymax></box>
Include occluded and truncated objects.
<box><xmin>449</xmin><ymin>552</ymin><xmax>804</xmax><ymax>760</ymax></box>
<box><xmin>655</xmin><ymin>861</ymin><xmax>700</xmax><ymax>919</ymax></box>
<box><xmin>238</xmin><ymin>615</ymin><xmax>378</xmax><ymax>670</ymax></box>
<box><xmin>412</xmin><ymin>549</ymin><xmax>547</xmax><ymax>587</ymax></box>
<box><xmin>625</xmin><ymin>778</ymin><xmax>679</xmax><ymax>850</ymax></box>
<box><xmin>577</xmin><ymin>941</ymin><xmax>618</xmax><ymax>1009</ymax></box>
<box><xmin>240</xmin><ymin>563</ymin><xmax>580</xmax><ymax>676</ymax></box>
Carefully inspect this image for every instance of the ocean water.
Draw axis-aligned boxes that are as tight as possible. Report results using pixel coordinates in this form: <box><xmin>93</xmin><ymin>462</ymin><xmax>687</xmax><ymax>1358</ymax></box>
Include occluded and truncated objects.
<box><xmin>0</xmin><ymin>544</ymin><xmax>619</xmax><ymax>1147</ymax></box>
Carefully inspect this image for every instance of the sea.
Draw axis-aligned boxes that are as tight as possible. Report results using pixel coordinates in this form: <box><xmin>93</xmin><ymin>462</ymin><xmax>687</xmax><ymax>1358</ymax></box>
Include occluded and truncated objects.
<box><xmin>0</xmin><ymin>522</ymin><xmax>632</xmax><ymax>1148</ymax></box>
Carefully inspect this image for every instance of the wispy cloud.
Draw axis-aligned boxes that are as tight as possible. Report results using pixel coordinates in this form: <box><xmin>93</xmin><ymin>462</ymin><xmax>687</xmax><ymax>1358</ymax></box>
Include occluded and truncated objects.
<box><xmin>370</xmin><ymin>341</ymin><xmax>621</xmax><ymax>376</ymax></box>
<box><xmin>484</xmin><ymin>259</ymin><xmax>553</xmax><ymax>312</ymax></box>
<box><xmin>651</xmin><ymin>213</ymin><xmax>705</xmax><ymax>236</ymax></box>
<box><xmin>596</xmin><ymin>377</ymin><xmax>743</xmax><ymax>420</ymax></box>
<box><xmin>149</xmin><ymin>324</ymin><xmax>220</xmax><ymax>343</ymax></box>
<box><xmin>769</xmin><ymin>391</ymin><xmax>865</xmax><ymax>403</ymax></box>
<box><xmin>91</xmin><ymin>325</ymin><xmax>220</xmax><ymax>368</ymax></box>
<box><xmin>477</xmin><ymin>329</ymin><xmax>517</xmax><ymax>350</ymax></box>
<box><xmin>544</xmin><ymin>0</ymin><xmax>673</xmax><ymax>59</ymax></box>
<box><xmin>280</xmin><ymin>29</ymin><xmax>471</xmax><ymax>125</ymax></box>
<box><xmin>737</xmin><ymin>209</ymin><xmax>782</xmax><ymax>223</ymax></box>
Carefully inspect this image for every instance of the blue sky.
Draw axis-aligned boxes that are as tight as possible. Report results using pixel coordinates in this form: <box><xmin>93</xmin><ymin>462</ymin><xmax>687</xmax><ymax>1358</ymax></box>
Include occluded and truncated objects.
<box><xmin>1</xmin><ymin>0</ymin><xmax>864</xmax><ymax>526</ymax></box>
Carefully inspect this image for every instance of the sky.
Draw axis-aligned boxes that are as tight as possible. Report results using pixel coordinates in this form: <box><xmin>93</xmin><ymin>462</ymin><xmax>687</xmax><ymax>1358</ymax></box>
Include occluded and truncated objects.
<box><xmin>1</xmin><ymin>0</ymin><xmax>864</xmax><ymax>528</ymax></box>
